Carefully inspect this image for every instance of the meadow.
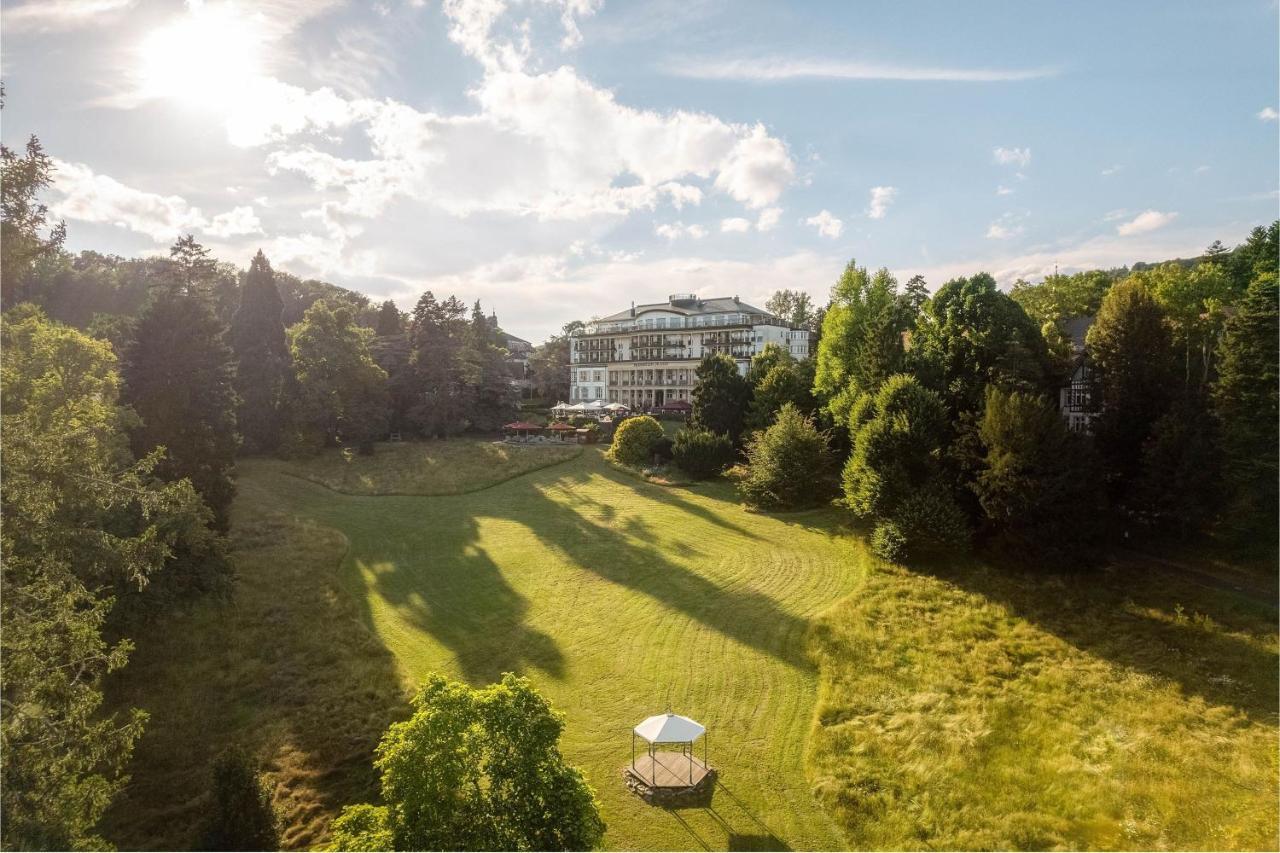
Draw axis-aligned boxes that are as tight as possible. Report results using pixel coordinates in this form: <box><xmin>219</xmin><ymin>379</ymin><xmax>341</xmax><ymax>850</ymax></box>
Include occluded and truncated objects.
<box><xmin>104</xmin><ymin>440</ymin><xmax>1278</xmax><ymax>851</ymax></box>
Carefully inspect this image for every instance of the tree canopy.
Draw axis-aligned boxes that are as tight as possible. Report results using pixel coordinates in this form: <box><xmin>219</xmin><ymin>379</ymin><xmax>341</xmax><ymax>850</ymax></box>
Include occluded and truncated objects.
<box><xmin>329</xmin><ymin>673</ymin><xmax>604</xmax><ymax>852</ymax></box>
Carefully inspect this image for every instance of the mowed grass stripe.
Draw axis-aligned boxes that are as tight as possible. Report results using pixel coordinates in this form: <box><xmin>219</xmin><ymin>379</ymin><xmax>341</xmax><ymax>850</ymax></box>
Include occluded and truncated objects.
<box><xmin>247</xmin><ymin>448</ymin><xmax>864</xmax><ymax>850</ymax></box>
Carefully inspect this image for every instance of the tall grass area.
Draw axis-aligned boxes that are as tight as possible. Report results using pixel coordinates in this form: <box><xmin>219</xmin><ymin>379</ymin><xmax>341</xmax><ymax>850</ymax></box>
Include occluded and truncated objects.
<box><xmin>275</xmin><ymin>439</ymin><xmax>581</xmax><ymax>495</ymax></box>
<box><xmin>808</xmin><ymin>559</ymin><xmax>1279</xmax><ymax>850</ymax></box>
<box><xmin>101</xmin><ymin>511</ymin><xmax>409</xmax><ymax>850</ymax></box>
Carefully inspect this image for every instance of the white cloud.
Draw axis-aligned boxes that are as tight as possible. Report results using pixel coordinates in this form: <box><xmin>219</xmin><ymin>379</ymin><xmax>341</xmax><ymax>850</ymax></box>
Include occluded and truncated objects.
<box><xmin>756</xmin><ymin>206</ymin><xmax>783</xmax><ymax>231</ymax></box>
<box><xmin>1258</xmin><ymin>107</ymin><xmax>1279</xmax><ymax>121</ymax></box>
<box><xmin>1102</xmin><ymin>208</ymin><xmax>1130</xmax><ymax>222</ymax></box>
<box><xmin>206</xmin><ymin>206</ymin><xmax>264</xmax><ymax>238</ymax></box>
<box><xmin>668</xmin><ymin>56</ymin><xmax>1057</xmax><ymax>83</ymax></box>
<box><xmin>867</xmin><ymin>185</ymin><xmax>897</xmax><ymax>219</ymax></box>
<box><xmin>993</xmin><ymin>146</ymin><xmax>1031</xmax><ymax>168</ymax></box>
<box><xmin>985</xmin><ymin>222</ymin><xmax>1023</xmax><ymax>240</ymax></box>
<box><xmin>996</xmin><ymin>185</ymin><xmax>1014</xmax><ymax>196</ymax></box>
<box><xmin>711</xmin><ymin>124</ymin><xmax>795</xmax><ymax>209</ymax></box>
<box><xmin>1101</xmin><ymin>164</ymin><xmax>1123</xmax><ymax>176</ymax></box>
<box><xmin>805</xmin><ymin>210</ymin><xmax>843</xmax><ymax>239</ymax></box>
<box><xmin>50</xmin><ymin>160</ymin><xmax>265</xmax><ymax>243</ymax></box>
<box><xmin>4</xmin><ymin>0</ymin><xmax>134</xmax><ymax>32</ymax></box>
<box><xmin>720</xmin><ymin>217</ymin><xmax>752</xmax><ymax>233</ymax></box>
<box><xmin>1116</xmin><ymin>209</ymin><xmax>1178</xmax><ymax>236</ymax></box>
<box><xmin>654</xmin><ymin>221</ymin><xmax>707</xmax><ymax>241</ymax></box>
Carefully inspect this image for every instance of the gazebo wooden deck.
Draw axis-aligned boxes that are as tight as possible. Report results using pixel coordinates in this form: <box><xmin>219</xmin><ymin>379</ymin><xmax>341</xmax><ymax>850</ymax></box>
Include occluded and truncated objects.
<box><xmin>629</xmin><ymin>751</ymin><xmax>712</xmax><ymax>788</ymax></box>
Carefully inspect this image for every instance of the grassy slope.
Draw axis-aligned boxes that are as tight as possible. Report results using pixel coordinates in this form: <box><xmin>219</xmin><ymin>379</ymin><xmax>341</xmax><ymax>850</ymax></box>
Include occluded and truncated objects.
<box><xmin>247</xmin><ymin>446</ymin><xmax>865</xmax><ymax>851</ymax></box>
<box><xmin>809</xmin><ymin>560</ymin><xmax>1279</xmax><ymax>851</ymax></box>
<box><xmin>104</xmin><ymin>441</ymin><xmax>1278</xmax><ymax>851</ymax></box>
<box><xmin>274</xmin><ymin>439</ymin><xmax>582</xmax><ymax>495</ymax></box>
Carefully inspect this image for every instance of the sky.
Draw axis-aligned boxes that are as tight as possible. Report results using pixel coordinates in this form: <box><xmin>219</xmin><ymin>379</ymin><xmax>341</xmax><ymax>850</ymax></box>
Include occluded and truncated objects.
<box><xmin>3</xmin><ymin>0</ymin><xmax>1277</xmax><ymax>343</ymax></box>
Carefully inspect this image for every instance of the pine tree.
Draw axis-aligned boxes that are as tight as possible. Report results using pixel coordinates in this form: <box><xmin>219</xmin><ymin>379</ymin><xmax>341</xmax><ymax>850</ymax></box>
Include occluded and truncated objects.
<box><xmin>375</xmin><ymin>299</ymin><xmax>403</xmax><ymax>336</ymax></box>
<box><xmin>691</xmin><ymin>353</ymin><xmax>751</xmax><ymax>441</ymax></box>
<box><xmin>1213</xmin><ymin>272</ymin><xmax>1279</xmax><ymax>545</ymax></box>
<box><xmin>406</xmin><ymin>292</ymin><xmax>469</xmax><ymax>437</ymax></box>
<box><xmin>124</xmin><ymin>239</ymin><xmax>239</xmax><ymax>529</ymax></box>
<box><xmin>463</xmin><ymin>301</ymin><xmax>518</xmax><ymax>432</ymax></box>
<box><xmin>1086</xmin><ymin>279</ymin><xmax>1174</xmax><ymax>496</ymax></box>
<box><xmin>231</xmin><ymin>251</ymin><xmax>289</xmax><ymax>454</ymax></box>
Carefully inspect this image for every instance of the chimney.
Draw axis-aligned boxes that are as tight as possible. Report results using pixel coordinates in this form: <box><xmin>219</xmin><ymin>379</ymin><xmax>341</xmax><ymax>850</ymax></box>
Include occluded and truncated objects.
<box><xmin>630</xmin><ymin>301</ymin><xmax>635</xmax><ymax>317</ymax></box>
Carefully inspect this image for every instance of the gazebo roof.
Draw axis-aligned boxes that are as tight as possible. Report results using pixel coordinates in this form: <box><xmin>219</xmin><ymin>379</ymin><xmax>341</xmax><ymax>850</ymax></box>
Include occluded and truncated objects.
<box><xmin>503</xmin><ymin>421</ymin><xmax>543</xmax><ymax>430</ymax></box>
<box><xmin>548</xmin><ymin>422</ymin><xmax>576</xmax><ymax>431</ymax></box>
<box><xmin>633</xmin><ymin>712</ymin><xmax>705</xmax><ymax>744</ymax></box>
<box><xmin>657</xmin><ymin>399</ymin><xmax>693</xmax><ymax>411</ymax></box>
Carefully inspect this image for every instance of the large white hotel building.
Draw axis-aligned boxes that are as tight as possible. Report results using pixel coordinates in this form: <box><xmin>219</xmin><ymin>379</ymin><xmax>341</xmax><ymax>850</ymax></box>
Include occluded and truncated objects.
<box><xmin>568</xmin><ymin>294</ymin><xmax>813</xmax><ymax>407</ymax></box>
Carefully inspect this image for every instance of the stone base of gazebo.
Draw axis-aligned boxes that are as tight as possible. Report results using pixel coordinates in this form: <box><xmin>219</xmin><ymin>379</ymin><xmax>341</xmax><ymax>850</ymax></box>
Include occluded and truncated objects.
<box><xmin>623</xmin><ymin>754</ymin><xmax>716</xmax><ymax>806</ymax></box>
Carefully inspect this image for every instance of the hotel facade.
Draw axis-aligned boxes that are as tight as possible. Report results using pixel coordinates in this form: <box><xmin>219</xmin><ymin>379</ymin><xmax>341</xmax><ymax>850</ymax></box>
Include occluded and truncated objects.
<box><xmin>568</xmin><ymin>294</ymin><xmax>812</xmax><ymax>407</ymax></box>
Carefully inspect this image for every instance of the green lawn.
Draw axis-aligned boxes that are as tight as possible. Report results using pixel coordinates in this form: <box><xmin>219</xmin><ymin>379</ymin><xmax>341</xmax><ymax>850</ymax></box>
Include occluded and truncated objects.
<box><xmin>104</xmin><ymin>440</ymin><xmax>1278</xmax><ymax>851</ymax></box>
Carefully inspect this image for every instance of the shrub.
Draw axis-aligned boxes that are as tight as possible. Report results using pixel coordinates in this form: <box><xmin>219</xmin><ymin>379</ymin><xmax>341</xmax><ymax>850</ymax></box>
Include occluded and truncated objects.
<box><xmin>330</xmin><ymin>804</ymin><xmax>395</xmax><ymax>852</ymax></box>
<box><xmin>651</xmin><ymin>435</ymin><xmax>674</xmax><ymax>462</ymax></box>
<box><xmin>200</xmin><ymin>749</ymin><xmax>280</xmax><ymax>851</ymax></box>
<box><xmin>844</xmin><ymin>375</ymin><xmax>970</xmax><ymax>560</ymax></box>
<box><xmin>737</xmin><ymin>404</ymin><xmax>834</xmax><ymax>510</ymax></box>
<box><xmin>607</xmin><ymin>415</ymin><xmax>664</xmax><ymax>467</ymax></box>
<box><xmin>672</xmin><ymin>429</ymin><xmax>736</xmax><ymax>479</ymax></box>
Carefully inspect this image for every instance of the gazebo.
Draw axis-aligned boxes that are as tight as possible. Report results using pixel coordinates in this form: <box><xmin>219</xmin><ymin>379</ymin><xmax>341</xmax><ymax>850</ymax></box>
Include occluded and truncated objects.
<box><xmin>655</xmin><ymin>399</ymin><xmax>693</xmax><ymax>415</ymax></box>
<box><xmin>628</xmin><ymin>712</ymin><xmax>710</xmax><ymax>789</ymax></box>
<box><xmin>503</xmin><ymin>420</ymin><xmax>543</xmax><ymax>441</ymax></box>
<box><xmin>547</xmin><ymin>421</ymin><xmax>577</xmax><ymax>441</ymax></box>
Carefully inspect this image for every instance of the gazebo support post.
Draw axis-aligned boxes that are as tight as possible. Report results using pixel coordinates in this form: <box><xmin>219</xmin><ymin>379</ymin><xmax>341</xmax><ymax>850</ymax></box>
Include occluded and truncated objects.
<box><xmin>631</xmin><ymin>732</ymin><xmax>635</xmax><ymax>772</ymax></box>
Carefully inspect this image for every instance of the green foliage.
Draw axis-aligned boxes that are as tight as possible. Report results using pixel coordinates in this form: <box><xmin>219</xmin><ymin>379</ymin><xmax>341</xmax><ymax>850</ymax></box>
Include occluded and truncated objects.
<box><xmin>461</xmin><ymin>301</ymin><xmax>519</xmax><ymax>432</ymax></box>
<box><xmin>607</xmin><ymin>415</ymin><xmax>664</xmax><ymax>467</ymax></box>
<box><xmin>737</xmin><ymin>403</ymin><xmax>834</xmax><ymax>510</ymax></box>
<box><xmin>691</xmin><ymin>352</ymin><xmax>751</xmax><ymax>440</ymax></box>
<box><xmin>1133</xmin><ymin>400</ymin><xmax>1221</xmax><ymax>533</ymax></box>
<box><xmin>1138</xmin><ymin>262</ymin><xmax>1234</xmax><ymax>391</ymax></box>
<box><xmin>1086</xmin><ymin>278</ymin><xmax>1174</xmax><ymax>492</ymax></box>
<box><xmin>745</xmin><ymin>341</ymin><xmax>791</xmax><ymax>387</ymax></box>
<box><xmin>747</xmin><ymin>355</ymin><xmax>816</xmax><ymax>432</ymax></box>
<box><xmin>405</xmin><ymin>292</ymin><xmax>470</xmax><ymax>437</ymax></box>
<box><xmin>1</xmin><ymin>307</ymin><xmax>214</xmax><ymax>849</ymax></box>
<box><xmin>909</xmin><ymin>272</ymin><xmax>1053</xmax><ymax>419</ymax></box>
<box><xmin>287</xmin><ymin>300</ymin><xmax>390</xmax><ymax>454</ymax></box>
<box><xmin>1226</xmin><ymin>221</ymin><xmax>1279</xmax><ymax>292</ymax></box>
<box><xmin>529</xmin><ymin>321</ymin><xmax>582</xmax><ymax>403</ymax></box>
<box><xmin>201</xmin><ymin>749</ymin><xmax>281</xmax><ymax>851</ymax></box>
<box><xmin>375</xmin><ymin>300</ymin><xmax>403</xmax><ymax>337</ymax></box>
<box><xmin>765</xmin><ymin>289</ymin><xmax>818</xmax><ymax>329</ymax></box>
<box><xmin>336</xmin><ymin>673</ymin><xmax>605</xmax><ymax>851</ymax></box>
<box><xmin>672</xmin><ymin>428</ymin><xmax>736</xmax><ymax>479</ymax></box>
<box><xmin>232</xmin><ymin>250</ymin><xmax>290</xmax><ymax>454</ymax></box>
<box><xmin>331</xmin><ymin>804</ymin><xmax>395</xmax><ymax>851</ymax></box>
<box><xmin>843</xmin><ymin>375</ymin><xmax>969</xmax><ymax>560</ymax></box>
<box><xmin>1212</xmin><ymin>272</ymin><xmax>1279</xmax><ymax>546</ymax></box>
<box><xmin>1</xmin><ymin>134</ymin><xmax>66</xmax><ymax>297</ymax></box>
<box><xmin>813</xmin><ymin>261</ymin><xmax>908</xmax><ymax>425</ymax></box>
<box><xmin>1010</xmin><ymin>270</ymin><xmax>1113</xmax><ymax>328</ymax></box>
<box><xmin>123</xmin><ymin>246</ymin><xmax>239</xmax><ymax>529</ymax></box>
<box><xmin>973</xmin><ymin>388</ymin><xmax>1103</xmax><ymax>565</ymax></box>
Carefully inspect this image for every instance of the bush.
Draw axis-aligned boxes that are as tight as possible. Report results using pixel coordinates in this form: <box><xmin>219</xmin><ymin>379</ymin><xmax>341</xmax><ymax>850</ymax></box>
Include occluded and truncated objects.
<box><xmin>607</xmin><ymin>416</ymin><xmax>664</xmax><ymax>467</ymax></box>
<box><xmin>651</xmin><ymin>436</ymin><xmax>674</xmax><ymax>463</ymax></box>
<box><xmin>736</xmin><ymin>404</ymin><xmax>834</xmax><ymax>510</ymax></box>
<box><xmin>843</xmin><ymin>375</ymin><xmax>970</xmax><ymax>559</ymax></box>
<box><xmin>672</xmin><ymin>429</ymin><xmax>736</xmax><ymax>479</ymax></box>
<box><xmin>331</xmin><ymin>804</ymin><xmax>395</xmax><ymax>852</ymax></box>
<box><xmin>200</xmin><ymin>749</ymin><xmax>280</xmax><ymax>851</ymax></box>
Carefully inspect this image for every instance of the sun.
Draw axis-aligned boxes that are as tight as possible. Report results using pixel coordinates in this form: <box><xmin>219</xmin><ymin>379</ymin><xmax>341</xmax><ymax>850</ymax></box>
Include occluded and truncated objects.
<box><xmin>137</xmin><ymin>2</ymin><xmax>265</xmax><ymax>111</ymax></box>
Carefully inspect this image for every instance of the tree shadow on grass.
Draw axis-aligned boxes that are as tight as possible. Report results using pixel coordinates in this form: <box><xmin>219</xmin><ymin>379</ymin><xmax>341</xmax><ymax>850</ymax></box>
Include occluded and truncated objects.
<box><xmin>661</xmin><ymin>781</ymin><xmax>793</xmax><ymax>852</ymax></box>
<box><xmin>908</xmin><ymin>554</ymin><xmax>1279</xmax><ymax>724</ymax></box>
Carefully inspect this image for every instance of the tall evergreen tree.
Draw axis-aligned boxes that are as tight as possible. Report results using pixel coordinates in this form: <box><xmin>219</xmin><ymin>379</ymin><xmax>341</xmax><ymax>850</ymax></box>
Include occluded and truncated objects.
<box><xmin>1085</xmin><ymin>279</ymin><xmax>1174</xmax><ymax>495</ymax></box>
<box><xmin>1</xmin><ymin>134</ymin><xmax>66</xmax><ymax>305</ymax></box>
<box><xmin>1212</xmin><ymin>272</ymin><xmax>1279</xmax><ymax>546</ymax></box>
<box><xmin>124</xmin><ymin>239</ymin><xmax>239</xmax><ymax>529</ymax></box>
<box><xmin>691</xmin><ymin>352</ymin><xmax>751</xmax><ymax>441</ymax></box>
<box><xmin>463</xmin><ymin>301</ymin><xmax>518</xmax><ymax>431</ymax></box>
<box><xmin>231</xmin><ymin>251</ymin><xmax>289</xmax><ymax>454</ymax></box>
<box><xmin>406</xmin><ymin>292</ymin><xmax>470</xmax><ymax>437</ymax></box>
<box><xmin>376</xmin><ymin>299</ymin><xmax>403</xmax><ymax>337</ymax></box>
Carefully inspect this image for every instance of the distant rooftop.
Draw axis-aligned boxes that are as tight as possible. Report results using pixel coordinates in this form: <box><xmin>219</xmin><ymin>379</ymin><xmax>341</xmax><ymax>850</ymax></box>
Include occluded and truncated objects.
<box><xmin>596</xmin><ymin>294</ymin><xmax>773</xmax><ymax>323</ymax></box>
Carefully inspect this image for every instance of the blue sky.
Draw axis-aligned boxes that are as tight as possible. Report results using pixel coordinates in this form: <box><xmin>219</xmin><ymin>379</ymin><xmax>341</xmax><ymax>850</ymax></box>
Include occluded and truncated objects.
<box><xmin>3</xmin><ymin>0</ymin><xmax>1277</xmax><ymax>342</ymax></box>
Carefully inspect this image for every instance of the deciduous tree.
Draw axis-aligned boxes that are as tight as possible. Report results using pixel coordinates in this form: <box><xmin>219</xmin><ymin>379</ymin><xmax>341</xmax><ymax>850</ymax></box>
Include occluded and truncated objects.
<box><xmin>330</xmin><ymin>673</ymin><xmax>604</xmax><ymax>852</ymax></box>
